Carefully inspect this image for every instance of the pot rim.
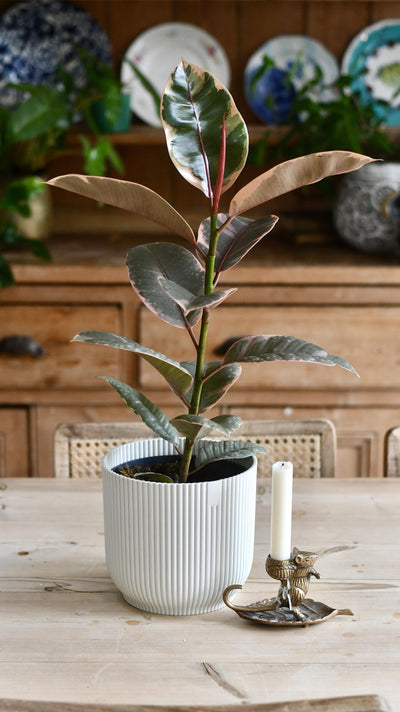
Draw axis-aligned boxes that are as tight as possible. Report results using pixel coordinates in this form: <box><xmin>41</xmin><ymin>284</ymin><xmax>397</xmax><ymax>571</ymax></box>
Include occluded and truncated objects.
<box><xmin>102</xmin><ymin>437</ymin><xmax>257</xmax><ymax>486</ymax></box>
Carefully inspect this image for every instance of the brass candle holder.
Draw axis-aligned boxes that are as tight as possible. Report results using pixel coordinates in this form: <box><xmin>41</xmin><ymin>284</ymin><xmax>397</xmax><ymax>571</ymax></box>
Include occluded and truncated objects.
<box><xmin>223</xmin><ymin>547</ymin><xmax>353</xmax><ymax>627</ymax></box>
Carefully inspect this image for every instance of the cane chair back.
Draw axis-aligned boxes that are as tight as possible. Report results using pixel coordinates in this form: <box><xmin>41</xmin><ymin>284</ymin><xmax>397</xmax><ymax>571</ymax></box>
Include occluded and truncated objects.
<box><xmin>384</xmin><ymin>426</ymin><xmax>400</xmax><ymax>476</ymax></box>
<box><xmin>54</xmin><ymin>419</ymin><xmax>336</xmax><ymax>479</ymax></box>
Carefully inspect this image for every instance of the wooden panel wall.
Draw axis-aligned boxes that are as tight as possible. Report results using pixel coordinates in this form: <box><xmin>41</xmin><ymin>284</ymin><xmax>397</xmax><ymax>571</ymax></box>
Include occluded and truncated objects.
<box><xmin>2</xmin><ymin>0</ymin><xmax>400</xmax><ymax>224</ymax></box>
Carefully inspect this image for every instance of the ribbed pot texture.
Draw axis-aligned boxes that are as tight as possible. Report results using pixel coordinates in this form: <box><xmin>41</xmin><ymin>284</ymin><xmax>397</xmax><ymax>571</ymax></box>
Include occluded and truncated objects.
<box><xmin>102</xmin><ymin>438</ymin><xmax>257</xmax><ymax>615</ymax></box>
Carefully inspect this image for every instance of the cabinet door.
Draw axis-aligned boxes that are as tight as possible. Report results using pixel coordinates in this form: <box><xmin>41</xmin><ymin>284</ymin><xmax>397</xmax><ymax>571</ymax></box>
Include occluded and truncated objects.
<box><xmin>227</xmin><ymin>406</ymin><xmax>400</xmax><ymax>478</ymax></box>
<box><xmin>0</xmin><ymin>408</ymin><xmax>29</xmax><ymax>477</ymax></box>
<box><xmin>139</xmin><ymin>304</ymin><xmax>400</xmax><ymax>390</ymax></box>
<box><xmin>0</xmin><ymin>305</ymin><xmax>122</xmax><ymax>389</ymax></box>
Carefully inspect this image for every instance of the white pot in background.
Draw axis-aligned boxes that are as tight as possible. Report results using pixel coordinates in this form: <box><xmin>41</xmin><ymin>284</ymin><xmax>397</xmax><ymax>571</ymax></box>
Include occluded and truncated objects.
<box><xmin>11</xmin><ymin>178</ymin><xmax>53</xmax><ymax>239</ymax></box>
<box><xmin>102</xmin><ymin>438</ymin><xmax>257</xmax><ymax>615</ymax></box>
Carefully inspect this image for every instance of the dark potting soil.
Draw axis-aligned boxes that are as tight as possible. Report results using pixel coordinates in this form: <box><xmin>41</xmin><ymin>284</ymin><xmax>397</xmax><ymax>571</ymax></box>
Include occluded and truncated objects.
<box><xmin>113</xmin><ymin>454</ymin><xmax>252</xmax><ymax>483</ymax></box>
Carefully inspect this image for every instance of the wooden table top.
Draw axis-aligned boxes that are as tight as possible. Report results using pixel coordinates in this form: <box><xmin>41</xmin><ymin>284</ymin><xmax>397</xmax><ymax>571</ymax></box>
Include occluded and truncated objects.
<box><xmin>1</xmin><ymin>477</ymin><xmax>399</xmax><ymax>710</ymax></box>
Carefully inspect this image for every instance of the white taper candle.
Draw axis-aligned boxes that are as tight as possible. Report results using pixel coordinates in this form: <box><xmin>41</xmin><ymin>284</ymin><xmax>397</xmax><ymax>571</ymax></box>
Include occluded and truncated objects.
<box><xmin>270</xmin><ymin>460</ymin><xmax>293</xmax><ymax>561</ymax></box>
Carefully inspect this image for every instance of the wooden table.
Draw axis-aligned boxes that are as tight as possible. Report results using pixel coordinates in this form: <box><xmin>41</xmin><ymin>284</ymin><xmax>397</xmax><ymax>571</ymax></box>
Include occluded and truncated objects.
<box><xmin>1</xmin><ymin>477</ymin><xmax>399</xmax><ymax>709</ymax></box>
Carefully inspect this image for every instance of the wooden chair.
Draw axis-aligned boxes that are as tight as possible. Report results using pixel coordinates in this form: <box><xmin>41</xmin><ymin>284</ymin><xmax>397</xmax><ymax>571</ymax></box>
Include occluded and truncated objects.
<box><xmin>54</xmin><ymin>418</ymin><xmax>336</xmax><ymax>479</ymax></box>
<box><xmin>384</xmin><ymin>426</ymin><xmax>400</xmax><ymax>476</ymax></box>
<box><xmin>0</xmin><ymin>694</ymin><xmax>391</xmax><ymax>711</ymax></box>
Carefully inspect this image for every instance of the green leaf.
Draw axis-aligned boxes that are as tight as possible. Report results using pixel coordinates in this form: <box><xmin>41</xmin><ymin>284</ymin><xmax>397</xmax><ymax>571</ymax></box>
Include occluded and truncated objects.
<box><xmin>229</xmin><ymin>151</ymin><xmax>377</xmax><ymax>216</ymax></box>
<box><xmin>0</xmin><ymin>255</ymin><xmax>15</xmax><ymax>288</ymax></box>
<box><xmin>170</xmin><ymin>414</ymin><xmax>241</xmax><ymax>440</ymax></box>
<box><xmin>0</xmin><ymin>176</ymin><xmax>45</xmax><ymax>214</ymax></box>
<box><xmin>223</xmin><ymin>335</ymin><xmax>358</xmax><ymax>375</ymax></box>
<box><xmin>198</xmin><ymin>213</ymin><xmax>278</xmax><ymax>272</ymax></box>
<box><xmin>179</xmin><ymin>360</ymin><xmax>223</xmax><ymax>406</ymax></box>
<box><xmin>47</xmin><ymin>175</ymin><xmax>195</xmax><ymax>242</ymax></box>
<box><xmin>198</xmin><ymin>363</ymin><xmax>242</xmax><ymax>412</ymax></box>
<box><xmin>133</xmin><ymin>473</ymin><xmax>175</xmax><ymax>483</ymax></box>
<box><xmin>124</xmin><ymin>59</ymin><xmax>161</xmax><ymax>117</ymax></box>
<box><xmin>126</xmin><ymin>243</ymin><xmax>204</xmax><ymax>328</ymax></box>
<box><xmin>7</xmin><ymin>87</ymin><xmax>71</xmax><ymax>141</ymax></box>
<box><xmin>73</xmin><ymin>331</ymin><xmax>193</xmax><ymax>397</ymax></box>
<box><xmin>159</xmin><ymin>276</ymin><xmax>236</xmax><ymax>314</ymax></box>
<box><xmin>102</xmin><ymin>377</ymin><xmax>180</xmax><ymax>447</ymax></box>
<box><xmin>22</xmin><ymin>238</ymin><xmax>52</xmax><ymax>262</ymax></box>
<box><xmin>79</xmin><ymin>136</ymin><xmax>124</xmax><ymax>177</ymax></box>
<box><xmin>194</xmin><ymin>439</ymin><xmax>266</xmax><ymax>470</ymax></box>
<box><xmin>161</xmin><ymin>60</ymin><xmax>248</xmax><ymax>199</ymax></box>
<box><xmin>210</xmin><ymin>415</ymin><xmax>242</xmax><ymax>433</ymax></box>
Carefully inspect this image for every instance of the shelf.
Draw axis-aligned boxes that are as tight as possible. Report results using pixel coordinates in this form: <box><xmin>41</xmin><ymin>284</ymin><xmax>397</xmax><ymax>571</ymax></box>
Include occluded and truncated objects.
<box><xmin>66</xmin><ymin>123</ymin><xmax>400</xmax><ymax>149</ymax></box>
<box><xmin>65</xmin><ymin>124</ymin><xmax>289</xmax><ymax>148</ymax></box>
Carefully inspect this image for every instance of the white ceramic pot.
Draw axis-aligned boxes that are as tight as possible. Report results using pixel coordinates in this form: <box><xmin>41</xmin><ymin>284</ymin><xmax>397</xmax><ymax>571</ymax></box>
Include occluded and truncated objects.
<box><xmin>102</xmin><ymin>438</ymin><xmax>257</xmax><ymax>615</ymax></box>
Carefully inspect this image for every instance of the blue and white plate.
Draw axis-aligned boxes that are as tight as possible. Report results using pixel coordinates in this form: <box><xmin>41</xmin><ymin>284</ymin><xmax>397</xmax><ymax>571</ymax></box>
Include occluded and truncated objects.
<box><xmin>342</xmin><ymin>19</ymin><xmax>400</xmax><ymax>126</ymax></box>
<box><xmin>0</xmin><ymin>0</ymin><xmax>112</xmax><ymax>106</ymax></box>
<box><xmin>244</xmin><ymin>34</ymin><xmax>339</xmax><ymax>124</ymax></box>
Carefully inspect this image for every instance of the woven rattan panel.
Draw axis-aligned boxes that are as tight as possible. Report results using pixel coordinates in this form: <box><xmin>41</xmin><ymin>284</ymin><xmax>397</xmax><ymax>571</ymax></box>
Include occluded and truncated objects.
<box><xmin>68</xmin><ymin>434</ymin><xmax>321</xmax><ymax>479</ymax></box>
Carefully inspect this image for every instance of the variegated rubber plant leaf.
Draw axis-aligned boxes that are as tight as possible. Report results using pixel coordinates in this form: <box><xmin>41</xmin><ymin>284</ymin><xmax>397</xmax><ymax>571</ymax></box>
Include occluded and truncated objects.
<box><xmin>47</xmin><ymin>175</ymin><xmax>195</xmax><ymax>242</ymax></box>
<box><xmin>170</xmin><ymin>414</ymin><xmax>242</xmax><ymax>441</ymax></box>
<box><xmin>197</xmin><ymin>213</ymin><xmax>278</xmax><ymax>273</ymax></box>
<box><xmin>102</xmin><ymin>377</ymin><xmax>180</xmax><ymax>448</ymax></box>
<box><xmin>159</xmin><ymin>277</ymin><xmax>236</xmax><ymax>314</ymax></box>
<box><xmin>161</xmin><ymin>60</ymin><xmax>248</xmax><ymax>200</ymax></box>
<box><xmin>223</xmin><ymin>335</ymin><xmax>358</xmax><ymax>375</ymax></box>
<box><xmin>72</xmin><ymin>331</ymin><xmax>193</xmax><ymax>397</ymax></box>
<box><xmin>178</xmin><ymin>360</ymin><xmax>241</xmax><ymax>412</ymax></box>
<box><xmin>126</xmin><ymin>242</ymin><xmax>204</xmax><ymax>328</ymax></box>
<box><xmin>197</xmin><ymin>362</ymin><xmax>242</xmax><ymax>412</ymax></box>
<box><xmin>229</xmin><ymin>151</ymin><xmax>376</xmax><ymax>216</ymax></box>
<box><xmin>193</xmin><ymin>439</ymin><xmax>266</xmax><ymax>471</ymax></box>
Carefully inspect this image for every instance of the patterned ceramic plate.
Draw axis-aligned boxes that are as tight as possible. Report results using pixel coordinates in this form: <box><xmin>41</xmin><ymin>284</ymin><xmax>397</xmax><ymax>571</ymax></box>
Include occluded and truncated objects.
<box><xmin>342</xmin><ymin>19</ymin><xmax>400</xmax><ymax>126</ymax></box>
<box><xmin>0</xmin><ymin>0</ymin><xmax>111</xmax><ymax>106</ymax></box>
<box><xmin>121</xmin><ymin>22</ymin><xmax>230</xmax><ymax>127</ymax></box>
<box><xmin>244</xmin><ymin>34</ymin><xmax>339</xmax><ymax>124</ymax></box>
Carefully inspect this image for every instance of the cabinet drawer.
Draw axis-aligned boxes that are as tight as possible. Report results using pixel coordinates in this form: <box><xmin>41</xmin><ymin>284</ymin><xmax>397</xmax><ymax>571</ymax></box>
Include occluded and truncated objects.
<box><xmin>139</xmin><ymin>305</ymin><xmax>400</xmax><ymax>390</ymax></box>
<box><xmin>0</xmin><ymin>305</ymin><xmax>121</xmax><ymax>389</ymax></box>
<box><xmin>0</xmin><ymin>408</ymin><xmax>29</xmax><ymax>477</ymax></box>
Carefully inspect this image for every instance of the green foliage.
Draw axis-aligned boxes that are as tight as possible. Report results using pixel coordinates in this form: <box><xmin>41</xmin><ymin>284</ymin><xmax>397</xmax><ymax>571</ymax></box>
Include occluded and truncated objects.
<box><xmin>49</xmin><ymin>59</ymin><xmax>374</xmax><ymax>482</ymax></box>
<box><xmin>248</xmin><ymin>60</ymin><xmax>399</xmax><ymax>170</ymax></box>
<box><xmin>0</xmin><ymin>177</ymin><xmax>51</xmax><ymax>286</ymax></box>
<box><xmin>0</xmin><ymin>54</ymin><xmax>131</xmax><ymax>288</ymax></box>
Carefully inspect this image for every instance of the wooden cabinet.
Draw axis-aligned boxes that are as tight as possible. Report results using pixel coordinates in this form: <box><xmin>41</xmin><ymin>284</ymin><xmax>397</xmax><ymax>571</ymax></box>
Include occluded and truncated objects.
<box><xmin>2</xmin><ymin>233</ymin><xmax>400</xmax><ymax>478</ymax></box>
<box><xmin>0</xmin><ymin>304</ymin><xmax>122</xmax><ymax>389</ymax></box>
<box><xmin>0</xmin><ymin>408</ymin><xmax>29</xmax><ymax>478</ymax></box>
<box><xmin>2</xmin><ymin>0</ymin><xmax>400</xmax><ymax>478</ymax></box>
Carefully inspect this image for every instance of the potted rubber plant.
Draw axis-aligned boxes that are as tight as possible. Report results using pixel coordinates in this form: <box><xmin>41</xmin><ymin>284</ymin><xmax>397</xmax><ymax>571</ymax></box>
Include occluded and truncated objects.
<box><xmin>48</xmin><ymin>60</ymin><xmax>373</xmax><ymax>616</ymax></box>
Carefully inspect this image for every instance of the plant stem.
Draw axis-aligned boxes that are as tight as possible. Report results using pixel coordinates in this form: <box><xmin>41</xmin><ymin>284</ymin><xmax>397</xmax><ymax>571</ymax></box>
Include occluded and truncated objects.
<box><xmin>179</xmin><ymin>211</ymin><xmax>219</xmax><ymax>482</ymax></box>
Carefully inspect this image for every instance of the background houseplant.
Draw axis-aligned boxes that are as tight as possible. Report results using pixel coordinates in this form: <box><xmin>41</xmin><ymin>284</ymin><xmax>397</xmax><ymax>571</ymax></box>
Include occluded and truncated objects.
<box><xmin>246</xmin><ymin>57</ymin><xmax>400</xmax><ymax>254</ymax></box>
<box><xmin>0</xmin><ymin>65</ymin><xmax>124</xmax><ymax>286</ymax></box>
<box><xmin>48</xmin><ymin>60</ymin><xmax>373</xmax><ymax>615</ymax></box>
<box><xmin>79</xmin><ymin>48</ymin><xmax>160</xmax><ymax>135</ymax></box>
<box><xmin>247</xmin><ymin>58</ymin><xmax>397</xmax><ymax>167</ymax></box>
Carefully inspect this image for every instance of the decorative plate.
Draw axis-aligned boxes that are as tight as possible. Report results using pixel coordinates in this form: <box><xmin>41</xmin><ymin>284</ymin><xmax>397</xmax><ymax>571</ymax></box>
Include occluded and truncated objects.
<box><xmin>121</xmin><ymin>22</ymin><xmax>231</xmax><ymax>127</ymax></box>
<box><xmin>342</xmin><ymin>19</ymin><xmax>400</xmax><ymax>126</ymax></box>
<box><xmin>0</xmin><ymin>0</ymin><xmax>112</xmax><ymax>107</ymax></box>
<box><xmin>244</xmin><ymin>34</ymin><xmax>339</xmax><ymax>124</ymax></box>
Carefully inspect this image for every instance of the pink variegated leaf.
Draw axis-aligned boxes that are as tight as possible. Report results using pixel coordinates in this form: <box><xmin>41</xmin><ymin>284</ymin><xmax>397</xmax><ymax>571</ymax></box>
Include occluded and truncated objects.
<box><xmin>48</xmin><ymin>174</ymin><xmax>195</xmax><ymax>242</ymax></box>
<box><xmin>223</xmin><ymin>335</ymin><xmax>358</xmax><ymax>375</ymax></box>
<box><xmin>126</xmin><ymin>243</ymin><xmax>204</xmax><ymax>328</ymax></box>
<box><xmin>229</xmin><ymin>151</ymin><xmax>377</xmax><ymax>216</ymax></box>
<box><xmin>198</xmin><ymin>213</ymin><xmax>278</xmax><ymax>273</ymax></box>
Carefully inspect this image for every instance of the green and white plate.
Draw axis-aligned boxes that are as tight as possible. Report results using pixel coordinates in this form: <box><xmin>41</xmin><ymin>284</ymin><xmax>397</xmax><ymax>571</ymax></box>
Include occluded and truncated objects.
<box><xmin>342</xmin><ymin>19</ymin><xmax>400</xmax><ymax>126</ymax></box>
